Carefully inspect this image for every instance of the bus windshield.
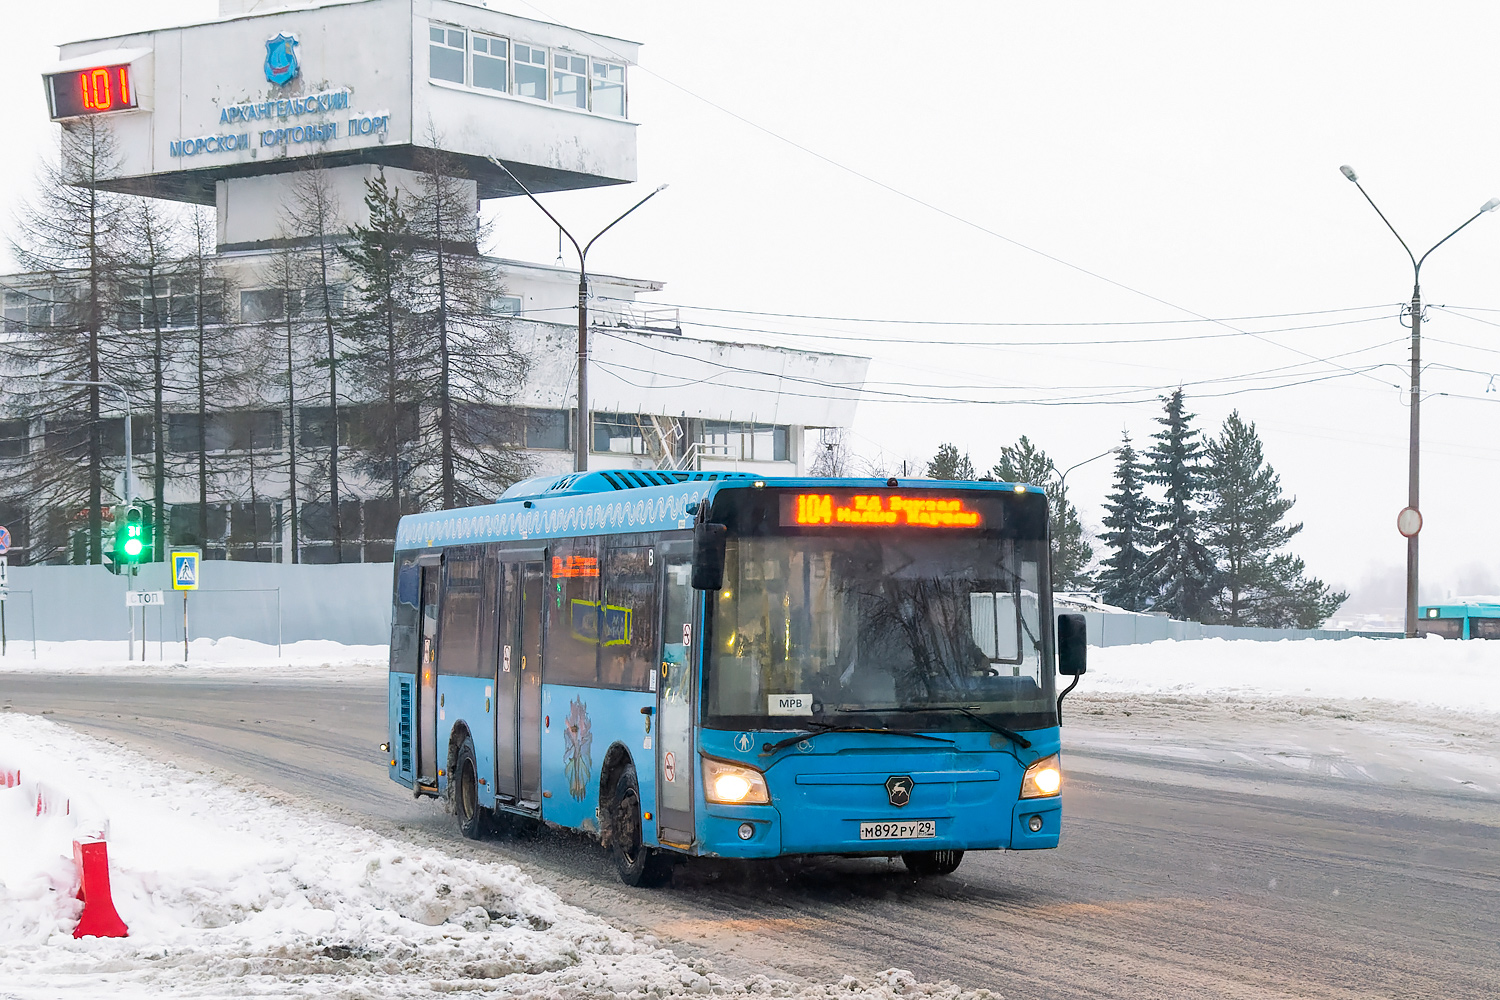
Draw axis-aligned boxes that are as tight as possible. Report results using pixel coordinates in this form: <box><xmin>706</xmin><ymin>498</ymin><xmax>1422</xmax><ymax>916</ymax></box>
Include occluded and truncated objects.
<box><xmin>705</xmin><ymin>533</ymin><xmax>1055</xmax><ymax>732</ymax></box>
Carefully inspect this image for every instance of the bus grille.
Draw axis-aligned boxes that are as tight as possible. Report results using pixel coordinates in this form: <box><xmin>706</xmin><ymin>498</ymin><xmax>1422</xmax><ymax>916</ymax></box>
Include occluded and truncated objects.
<box><xmin>398</xmin><ymin>679</ymin><xmax>413</xmax><ymax>773</ymax></box>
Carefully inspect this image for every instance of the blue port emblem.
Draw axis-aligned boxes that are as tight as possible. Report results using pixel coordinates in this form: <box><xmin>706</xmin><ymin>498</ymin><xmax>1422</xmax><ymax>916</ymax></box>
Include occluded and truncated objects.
<box><xmin>264</xmin><ymin>33</ymin><xmax>300</xmax><ymax>86</ymax></box>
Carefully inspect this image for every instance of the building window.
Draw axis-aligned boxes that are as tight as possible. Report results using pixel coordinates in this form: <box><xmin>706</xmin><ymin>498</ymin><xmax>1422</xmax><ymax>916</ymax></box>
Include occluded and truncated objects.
<box><xmin>700</xmin><ymin>422</ymin><xmax>790</xmax><ymax>462</ymax></box>
<box><xmin>430</xmin><ymin>24</ymin><xmax>466</xmax><ymax>84</ymax></box>
<box><xmin>455</xmin><ymin>404</ymin><xmax>568</xmax><ymax>451</ymax></box>
<box><xmin>473</xmin><ymin>33</ymin><xmax>509</xmax><ymax>92</ymax></box>
<box><xmin>514</xmin><ymin>42</ymin><xmax>547</xmax><ymax>99</ymax></box>
<box><xmin>168</xmin><ymin>411</ymin><xmax>282</xmax><ymax>453</ymax></box>
<box><xmin>0</xmin><ymin>419</ymin><xmax>29</xmax><ymax>458</ymax></box>
<box><xmin>240</xmin><ymin>285</ymin><xmax>345</xmax><ymax>322</ymax></box>
<box><xmin>591</xmin><ymin>60</ymin><xmax>625</xmax><ymax>116</ymax></box>
<box><xmin>3</xmin><ymin>287</ymin><xmax>69</xmax><ymax>333</ymax></box>
<box><xmin>119</xmin><ymin>277</ymin><xmax>224</xmax><ymax>330</ymax></box>
<box><xmin>551</xmin><ymin>51</ymin><xmax>587</xmax><ymax>109</ymax></box>
<box><xmin>490</xmin><ymin>294</ymin><xmax>522</xmax><ymax>316</ymax></box>
<box><xmin>592</xmin><ymin>412</ymin><xmax>647</xmax><ymax>455</ymax></box>
<box><xmin>45</xmin><ymin>416</ymin><xmax>151</xmax><ymax>459</ymax></box>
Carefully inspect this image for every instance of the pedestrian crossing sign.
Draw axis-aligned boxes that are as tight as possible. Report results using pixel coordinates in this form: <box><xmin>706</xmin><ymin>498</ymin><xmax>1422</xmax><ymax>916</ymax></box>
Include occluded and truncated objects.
<box><xmin>171</xmin><ymin>550</ymin><xmax>200</xmax><ymax>591</ymax></box>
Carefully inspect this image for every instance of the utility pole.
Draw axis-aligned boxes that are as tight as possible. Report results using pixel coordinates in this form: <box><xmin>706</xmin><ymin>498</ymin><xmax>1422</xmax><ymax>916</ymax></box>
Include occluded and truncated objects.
<box><xmin>486</xmin><ymin>156</ymin><xmax>666</xmax><ymax>473</ymax></box>
<box><xmin>1340</xmin><ymin>166</ymin><xmax>1498</xmax><ymax>636</ymax></box>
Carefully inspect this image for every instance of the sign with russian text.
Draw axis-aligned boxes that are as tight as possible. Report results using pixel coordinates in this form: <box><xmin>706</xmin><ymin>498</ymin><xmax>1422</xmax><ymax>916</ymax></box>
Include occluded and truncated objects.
<box><xmin>781</xmin><ymin>493</ymin><xmax>983</xmax><ymax>529</ymax></box>
<box><xmin>126</xmin><ymin>591</ymin><xmax>166</xmax><ymax>607</ymax></box>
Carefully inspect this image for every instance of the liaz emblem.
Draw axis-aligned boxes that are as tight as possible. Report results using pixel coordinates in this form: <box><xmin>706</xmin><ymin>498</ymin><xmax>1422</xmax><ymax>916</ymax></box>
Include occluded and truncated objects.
<box><xmin>886</xmin><ymin>775</ymin><xmax>914</xmax><ymax>808</ymax></box>
<box><xmin>264</xmin><ymin>33</ymin><xmax>300</xmax><ymax>86</ymax></box>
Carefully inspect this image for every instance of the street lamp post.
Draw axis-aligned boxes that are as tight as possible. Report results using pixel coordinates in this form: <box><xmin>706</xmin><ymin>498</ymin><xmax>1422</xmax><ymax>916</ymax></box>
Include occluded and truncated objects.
<box><xmin>1339</xmin><ymin>166</ymin><xmax>1499</xmax><ymax>637</ymax></box>
<box><xmin>1052</xmin><ymin>447</ymin><xmax>1118</xmax><ymax>592</ymax></box>
<box><xmin>486</xmin><ymin>157</ymin><xmax>668</xmax><ymax>473</ymax></box>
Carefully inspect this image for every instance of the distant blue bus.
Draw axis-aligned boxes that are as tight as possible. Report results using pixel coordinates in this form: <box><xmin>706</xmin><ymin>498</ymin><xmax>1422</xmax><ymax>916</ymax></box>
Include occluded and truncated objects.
<box><xmin>385</xmin><ymin>471</ymin><xmax>1085</xmax><ymax>886</ymax></box>
<box><xmin>1418</xmin><ymin>602</ymin><xmax>1500</xmax><ymax>639</ymax></box>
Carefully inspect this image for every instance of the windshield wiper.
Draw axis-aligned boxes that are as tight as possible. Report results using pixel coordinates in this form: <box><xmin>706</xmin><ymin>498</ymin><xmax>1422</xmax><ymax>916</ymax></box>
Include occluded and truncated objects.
<box><xmin>832</xmin><ymin>705</ymin><xmax>1032</xmax><ymax>749</ymax></box>
<box><xmin>760</xmin><ymin>722</ymin><xmax>954</xmax><ymax>756</ymax></box>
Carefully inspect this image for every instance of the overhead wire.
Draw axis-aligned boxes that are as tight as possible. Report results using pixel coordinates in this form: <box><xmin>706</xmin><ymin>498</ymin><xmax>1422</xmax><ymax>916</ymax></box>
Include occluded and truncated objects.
<box><xmin>508</xmin><ymin>0</ymin><xmax>1398</xmax><ymax>390</ymax></box>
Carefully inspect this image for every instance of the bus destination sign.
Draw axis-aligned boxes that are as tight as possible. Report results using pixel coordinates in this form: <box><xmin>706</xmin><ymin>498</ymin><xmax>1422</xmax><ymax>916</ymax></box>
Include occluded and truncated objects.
<box><xmin>782</xmin><ymin>493</ymin><xmax>982</xmax><ymax>529</ymax></box>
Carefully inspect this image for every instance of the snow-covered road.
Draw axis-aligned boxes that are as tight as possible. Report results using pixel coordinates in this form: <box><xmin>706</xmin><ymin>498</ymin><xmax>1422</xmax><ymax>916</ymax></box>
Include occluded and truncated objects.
<box><xmin>0</xmin><ymin>714</ymin><xmax>993</xmax><ymax>1000</ymax></box>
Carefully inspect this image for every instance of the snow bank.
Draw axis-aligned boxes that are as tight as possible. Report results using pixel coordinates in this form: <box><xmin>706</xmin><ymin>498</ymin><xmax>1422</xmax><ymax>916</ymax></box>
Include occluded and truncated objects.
<box><xmin>1088</xmin><ymin>636</ymin><xmax>1500</xmax><ymax>716</ymax></box>
<box><xmin>0</xmin><ymin>715</ymin><xmax>998</xmax><ymax>1000</ymax></box>
<box><xmin>0</xmin><ymin>637</ymin><xmax>386</xmax><ymax>678</ymax></box>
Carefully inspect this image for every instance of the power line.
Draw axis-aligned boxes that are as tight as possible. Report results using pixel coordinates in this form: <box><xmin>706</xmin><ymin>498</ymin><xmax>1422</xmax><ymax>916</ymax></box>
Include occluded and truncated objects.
<box><xmin>509</xmin><ymin>0</ymin><xmax>1394</xmax><ymax>390</ymax></box>
<box><xmin>609</xmin><ymin>310</ymin><xmax>1399</xmax><ymax>349</ymax></box>
<box><xmin>596</xmin><ymin>296</ymin><xmax>1398</xmax><ymax>329</ymax></box>
<box><xmin>591</xmin><ymin>328</ymin><xmax>1394</xmax><ymax>407</ymax></box>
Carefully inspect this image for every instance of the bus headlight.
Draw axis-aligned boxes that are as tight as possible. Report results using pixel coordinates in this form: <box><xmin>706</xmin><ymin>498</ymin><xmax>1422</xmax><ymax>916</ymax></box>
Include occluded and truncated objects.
<box><xmin>702</xmin><ymin>757</ymin><xmax>770</xmax><ymax>805</ymax></box>
<box><xmin>1020</xmin><ymin>754</ymin><xmax>1062</xmax><ymax>798</ymax></box>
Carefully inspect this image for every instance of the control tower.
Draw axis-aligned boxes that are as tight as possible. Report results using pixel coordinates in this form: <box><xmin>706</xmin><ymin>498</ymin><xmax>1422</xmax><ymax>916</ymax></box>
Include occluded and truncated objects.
<box><xmin>43</xmin><ymin>0</ymin><xmax>641</xmax><ymax>250</ymax></box>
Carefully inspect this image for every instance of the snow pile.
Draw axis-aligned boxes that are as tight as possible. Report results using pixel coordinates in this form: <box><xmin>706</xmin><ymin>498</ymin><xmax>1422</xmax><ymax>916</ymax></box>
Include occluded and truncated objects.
<box><xmin>0</xmin><ymin>637</ymin><xmax>386</xmax><ymax>678</ymax></box>
<box><xmin>0</xmin><ymin>715</ymin><xmax>998</xmax><ymax>1000</ymax></box>
<box><xmin>1087</xmin><ymin>636</ymin><xmax>1500</xmax><ymax>716</ymax></box>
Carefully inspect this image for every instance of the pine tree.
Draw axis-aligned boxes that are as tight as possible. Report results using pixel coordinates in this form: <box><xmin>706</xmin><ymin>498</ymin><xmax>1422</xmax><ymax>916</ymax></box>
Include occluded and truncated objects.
<box><xmin>286</xmin><ymin>161</ymin><xmax>347</xmax><ymax>556</ymax></box>
<box><xmin>1203</xmin><ymin>411</ymin><xmax>1346</xmax><ymax>627</ymax></box>
<box><xmin>1141</xmin><ymin>389</ymin><xmax>1217</xmax><ymax>620</ymax></box>
<box><xmin>409</xmin><ymin>142</ymin><xmax>531</xmax><ymax>508</ymax></box>
<box><xmin>4</xmin><ymin>117</ymin><xmax>132</xmax><ymax>563</ymax></box>
<box><xmin>1097</xmin><ymin>431</ymin><xmax>1153</xmax><ymax>611</ymax></box>
<box><xmin>991</xmin><ymin>436</ymin><xmax>1094</xmax><ymax>589</ymax></box>
<box><xmin>339</xmin><ymin>170</ymin><xmax>422</xmax><ymax>518</ymax></box>
<box><xmin>1259</xmin><ymin>554</ymin><xmax>1348</xmax><ymax>629</ymax></box>
<box><xmin>1202</xmin><ymin>411</ymin><xmax>1295</xmax><ymax>624</ymax></box>
<box><xmin>925</xmin><ymin>443</ymin><xmax>975</xmax><ymax>480</ymax></box>
<box><xmin>120</xmin><ymin>197</ymin><xmax>188</xmax><ymax>562</ymax></box>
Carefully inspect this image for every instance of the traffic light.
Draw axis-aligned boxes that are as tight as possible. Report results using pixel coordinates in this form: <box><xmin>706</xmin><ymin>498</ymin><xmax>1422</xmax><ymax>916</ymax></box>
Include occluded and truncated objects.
<box><xmin>114</xmin><ymin>501</ymin><xmax>151</xmax><ymax>567</ymax></box>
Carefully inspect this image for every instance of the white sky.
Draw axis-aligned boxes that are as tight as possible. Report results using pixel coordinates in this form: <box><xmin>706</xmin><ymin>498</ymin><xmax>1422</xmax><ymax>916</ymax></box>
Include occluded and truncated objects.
<box><xmin>6</xmin><ymin>1</ymin><xmax>1500</xmax><ymax>617</ymax></box>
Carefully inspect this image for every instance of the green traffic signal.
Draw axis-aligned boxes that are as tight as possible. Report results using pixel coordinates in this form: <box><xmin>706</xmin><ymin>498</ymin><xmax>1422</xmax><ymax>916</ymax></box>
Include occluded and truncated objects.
<box><xmin>114</xmin><ymin>501</ymin><xmax>152</xmax><ymax>566</ymax></box>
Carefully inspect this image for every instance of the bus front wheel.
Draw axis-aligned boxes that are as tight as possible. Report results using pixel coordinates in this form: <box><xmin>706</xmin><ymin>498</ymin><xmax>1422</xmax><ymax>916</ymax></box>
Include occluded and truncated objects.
<box><xmin>609</xmin><ymin>764</ymin><xmax>673</xmax><ymax>888</ymax></box>
<box><xmin>902</xmin><ymin>850</ymin><xmax>964</xmax><ymax>876</ymax></box>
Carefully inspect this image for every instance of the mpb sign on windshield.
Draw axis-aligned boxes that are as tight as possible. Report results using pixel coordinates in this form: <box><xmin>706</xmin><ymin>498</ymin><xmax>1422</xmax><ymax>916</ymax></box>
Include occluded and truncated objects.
<box><xmin>767</xmin><ymin>693</ymin><xmax>812</xmax><ymax>716</ymax></box>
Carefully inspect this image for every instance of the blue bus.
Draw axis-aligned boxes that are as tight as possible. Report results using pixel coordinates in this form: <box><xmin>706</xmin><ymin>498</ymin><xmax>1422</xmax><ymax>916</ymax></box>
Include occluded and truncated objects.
<box><xmin>384</xmin><ymin>471</ymin><xmax>1086</xmax><ymax>886</ymax></box>
<box><xmin>1418</xmin><ymin>601</ymin><xmax>1500</xmax><ymax>639</ymax></box>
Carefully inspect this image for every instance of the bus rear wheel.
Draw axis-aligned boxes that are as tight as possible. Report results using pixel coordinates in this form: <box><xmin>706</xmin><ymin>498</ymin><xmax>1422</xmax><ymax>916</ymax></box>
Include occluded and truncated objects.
<box><xmin>454</xmin><ymin>736</ymin><xmax>488</xmax><ymax>840</ymax></box>
<box><xmin>902</xmin><ymin>850</ymin><xmax>964</xmax><ymax>876</ymax></box>
<box><xmin>609</xmin><ymin>764</ymin><xmax>673</xmax><ymax>888</ymax></box>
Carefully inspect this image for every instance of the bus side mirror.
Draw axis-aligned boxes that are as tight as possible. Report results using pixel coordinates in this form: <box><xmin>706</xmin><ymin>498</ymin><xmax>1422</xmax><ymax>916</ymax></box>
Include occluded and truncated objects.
<box><xmin>1057</xmin><ymin>613</ymin><xmax>1087</xmax><ymax>676</ymax></box>
<box><xmin>692</xmin><ymin>522</ymin><xmax>727</xmax><ymax>590</ymax></box>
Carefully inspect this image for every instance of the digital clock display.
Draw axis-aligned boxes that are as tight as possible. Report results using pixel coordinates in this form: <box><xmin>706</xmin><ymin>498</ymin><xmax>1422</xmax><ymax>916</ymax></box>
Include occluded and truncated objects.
<box><xmin>46</xmin><ymin>65</ymin><xmax>137</xmax><ymax>119</ymax></box>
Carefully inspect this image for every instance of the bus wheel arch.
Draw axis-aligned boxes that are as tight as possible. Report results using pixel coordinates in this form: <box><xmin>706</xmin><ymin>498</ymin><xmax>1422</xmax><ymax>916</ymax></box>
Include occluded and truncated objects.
<box><xmin>597</xmin><ymin>742</ymin><xmax>634</xmax><ymax>847</ymax></box>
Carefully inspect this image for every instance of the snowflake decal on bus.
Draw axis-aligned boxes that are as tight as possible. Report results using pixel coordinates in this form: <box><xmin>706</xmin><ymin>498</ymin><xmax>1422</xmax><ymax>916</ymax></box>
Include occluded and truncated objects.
<box><xmin>563</xmin><ymin>697</ymin><xmax>593</xmax><ymax>800</ymax></box>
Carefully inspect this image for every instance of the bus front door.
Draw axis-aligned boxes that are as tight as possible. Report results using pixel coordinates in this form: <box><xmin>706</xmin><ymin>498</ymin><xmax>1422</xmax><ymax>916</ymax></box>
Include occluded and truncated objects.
<box><xmin>416</xmin><ymin>562</ymin><xmax>441</xmax><ymax>791</ymax></box>
<box><xmin>517</xmin><ymin>561</ymin><xmax>545</xmax><ymax>809</ymax></box>
<box><xmin>656</xmin><ymin>552</ymin><xmax>695</xmax><ymax>846</ymax></box>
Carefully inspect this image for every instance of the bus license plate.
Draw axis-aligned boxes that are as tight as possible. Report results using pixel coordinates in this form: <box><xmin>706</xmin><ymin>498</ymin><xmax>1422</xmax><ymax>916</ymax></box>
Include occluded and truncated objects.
<box><xmin>859</xmin><ymin>820</ymin><xmax>936</xmax><ymax>840</ymax></box>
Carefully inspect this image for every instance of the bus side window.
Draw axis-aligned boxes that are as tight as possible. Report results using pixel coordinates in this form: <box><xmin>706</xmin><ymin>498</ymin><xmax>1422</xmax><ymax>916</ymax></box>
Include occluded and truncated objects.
<box><xmin>547</xmin><ymin>536</ymin><xmax>602</xmax><ymax>686</ymax></box>
<box><xmin>601</xmin><ymin>545</ymin><xmax>657</xmax><ymax>691</ymax></box>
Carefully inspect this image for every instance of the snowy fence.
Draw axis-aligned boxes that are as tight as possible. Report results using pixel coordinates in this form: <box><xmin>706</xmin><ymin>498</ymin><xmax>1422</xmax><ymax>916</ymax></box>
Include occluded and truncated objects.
<box><xmin>1077</xmin><ymin>609</ymin><xmax>1400</xmax><ymax>646</ymax></box>
<box><xmin>4</xmin><ymin>563</ymin><xmax>392</xmax><ymax>645</ymax></box>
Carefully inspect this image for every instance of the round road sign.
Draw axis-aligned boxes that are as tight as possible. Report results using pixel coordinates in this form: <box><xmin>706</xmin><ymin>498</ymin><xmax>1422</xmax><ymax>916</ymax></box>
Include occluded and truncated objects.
<box><xmin>0</xmin><ymin>525</ymin><xmax>10</xmax><ymax>554</ymax></box>
<box><xmin>1397</xmin><ymin>507</ymin><xmax>1423</xmax><ymax>538</ymax></box>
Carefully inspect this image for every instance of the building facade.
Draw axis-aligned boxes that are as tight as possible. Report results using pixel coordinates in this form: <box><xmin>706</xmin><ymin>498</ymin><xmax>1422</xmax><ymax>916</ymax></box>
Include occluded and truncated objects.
<box><xmin>0</xmin><ymin>0</ymin><xmax>867</xmax><ymax>565</ymax></box>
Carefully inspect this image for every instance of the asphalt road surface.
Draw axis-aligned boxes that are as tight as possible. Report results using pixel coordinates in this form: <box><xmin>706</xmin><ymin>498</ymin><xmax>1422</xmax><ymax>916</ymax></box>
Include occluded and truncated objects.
<box><xmin>3</xmin><ymin>673</ymin><xmax>1497</xmax><ymax>999</ymax></box>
